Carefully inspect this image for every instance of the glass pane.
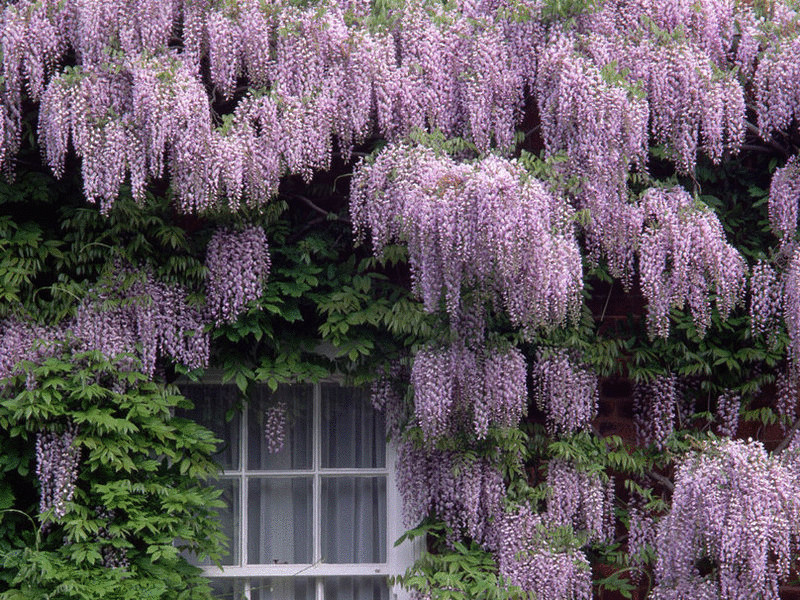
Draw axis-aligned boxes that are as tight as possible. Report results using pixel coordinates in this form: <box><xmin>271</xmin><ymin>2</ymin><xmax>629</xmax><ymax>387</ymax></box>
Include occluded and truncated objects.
<box><xmin>321</xmin><ymin>477</ymin><xmax>386</xmax><ymax>563</ymax></box>
<box><xmin>185</xmin><ymin>478</ymin><xmax>240</xmax><ymax>566</ymax></box>
<box><xmin>249</xmin><ymin>385</ymin><xmax>313</xmax><ymax>470</ymax></box>
<box><xmin>248</xmin><ymin>477</ymin><xmax>312</xmax><ymax>564</ymax></box>
<box><xmin>176</xmin><ymin>383</ymin><xmax>240</xmax><ymax>470</ymax></box>
<box><xmin>208</xmin><ymin>579</ymin><xmax>246</xmax><ymax>600</ymax></box>
<box><xmin>321</xmin><ymin>384</ymin><xmax>385</xmax><ymax>469</ymax></box>
<box><xmin>250</xmin><ymin>578</ymin><xmax>315</xmax><ymax>600</ymax></box>
<box><xmin>323</xmin><ymin>577</ymin><xmax>389</xmax><ymax>600</ymax></box>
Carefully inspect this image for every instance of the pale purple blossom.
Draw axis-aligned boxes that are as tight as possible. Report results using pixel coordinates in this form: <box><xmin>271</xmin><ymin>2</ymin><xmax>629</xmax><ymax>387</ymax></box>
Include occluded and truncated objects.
<box><xmin>36</xmin><ymin>423</ymin><xmax>81</xmax><ymax>520</ymax></box>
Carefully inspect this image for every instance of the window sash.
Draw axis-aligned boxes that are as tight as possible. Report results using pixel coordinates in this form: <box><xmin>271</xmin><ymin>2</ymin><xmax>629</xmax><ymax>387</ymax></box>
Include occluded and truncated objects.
<box><xmin>181</xmin><ymin>381</ymin><xmax>390</xmax><ymax>569</ymax></box>
<box><xmin>179</xmin><ymin>378</ymin><xmax>420</xmax><ymax>599</ymax></box>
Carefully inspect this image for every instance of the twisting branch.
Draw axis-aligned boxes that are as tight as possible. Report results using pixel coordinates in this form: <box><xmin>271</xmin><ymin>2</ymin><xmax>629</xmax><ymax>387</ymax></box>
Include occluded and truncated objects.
<box><xmin>293</xmin><ymin>194</ymin><xmax>329</xmax><ymax>217</ymax></box>
<box><xmin>774</xmin><ymin>417</ymin><xmax>800</xmax><ymax>453</ymax></box>
<box><xmin>291</xmin><ymin>194</ymin><xmax>351</xmax><ymax>225</ymax></box>
<box><xmin>648</xmin><ymin>470</ymin><xmax>675</xmax><ymax>492</ymax></box>
<box><xmin>744</xmin><ymin>121</ymin><xmax>791</xmax><ymax>156</ymax></box>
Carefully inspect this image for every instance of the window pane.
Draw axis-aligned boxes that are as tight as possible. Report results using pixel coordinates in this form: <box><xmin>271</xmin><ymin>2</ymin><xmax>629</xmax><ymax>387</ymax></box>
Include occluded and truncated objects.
<box><xmin>247</xmin><ymin>477</ymin><xmax>312</xmax><ymax>564</ymax></box>
<box><xmin>321</xmin><ymin>384</ymin><xmax>386</xmax><ymax>468</ymax></box>
<box><xmin>176</xmin><ymin>384</ymin><xmax>239</xmax><ymax>470</ymax></box>
<box><xmin>323</xmin><ymin>577</ymin><xmax>389</xmax><ymax>600</ymax></box>
<box><xmin>250</xmin><ymin>578</ymin><xmax>315</xmax><ymax>600</ymax></box>
<box><xmin>207</xmin><ymin>579</ymin><xmax>245</xmax><ymax>600</ymax></box>
<box><xmin>249</xmin><ymin>385</ymin><xmax>313</xmax><ymax>470</ymax></box>
<box><xmin>321</xmin><ymin>477</ymin><xmax>386</xmax><ymax>563</ymax></box>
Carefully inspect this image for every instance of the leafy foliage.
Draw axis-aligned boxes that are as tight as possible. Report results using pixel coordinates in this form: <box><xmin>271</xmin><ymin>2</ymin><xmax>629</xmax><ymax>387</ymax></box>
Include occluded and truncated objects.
<box><xmin>0</xmin><ymin>348</ymin><xmax>224</xmax><ymax>599</ymax></box>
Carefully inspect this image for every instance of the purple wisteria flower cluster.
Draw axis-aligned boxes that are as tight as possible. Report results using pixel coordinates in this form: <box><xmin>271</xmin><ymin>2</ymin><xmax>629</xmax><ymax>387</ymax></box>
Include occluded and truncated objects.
<box><xmin>535</xmin><ymin>32</ymin><xmax>648</xmax><ymax>283</ymax></box>
<box><xmin>35</xmin><ymin>423</ymin><xmax>81</xmax><ymax>520</ymax></box>
<box><xmin>715</xmin><ymin>390</ymin><xmax>740</xmax><ymax>437</ymax></box>
<box><xmin>491</xmin><ymin>505</ymin><xmax>592</xmax><ymax>600</ymax></box>
<box><xmin>776</xmin><ymin>372</ymin><xmax>799</xmax><ymax>434</ymax></box>
<box><xmin>532</xmin><ymin>349</ymin><xmax>598</xmax><ymax>436</ymax></box>
<box><xmin>546</xmin><ymin>459</ymin><xmax>614</xmax><ymax>543</ymax></box>
<box><xmin>0</xmin><ymin>264</ymin><xmax>210</xmax><ymax>385</ymax></box>
<box><xmin>351</xmin><ymin>143</ymin><xmax>583</xmax><ymax>330</ymax></box>
<box><xmin>410</xmin><ymin>342</ymin><xmax>527</xmax><ymax>442</ymax></box>
<box><xmin>0</xmin><ymin>317</ymin><xmax>60</xmax><ymax>387</ymax></box>
<box><xmin>396</xmin><ymin>439</ymin><xmax>505</xmax><ymax>545</ymax></box>
<box><xmin>0</xmin><ymin>0</ymin><xmax>539</xmax><ymax>212</ymax></box>
<box><xmin>634</xmin><ymin>374</ymin><xmax>678</xmax><ymax>448</ymax></box>
<box><xmin>638</xmin><ymin>187</ymin><xmax>746</xmax><ymax>338</ymax></box>
<box><xmin>371</xmin><ymin>361</ymin><xmax>410</xmax><ymax>441</ymax></box>
<box><xmin>768</xmin><ymin>157</ymin><xmax>800</xmax><ymax>247</ymax></box>
<box><xmin>783</xmin><ymin>251</ymin><xmax>800</xmax><ymax>370</ymax></box>
<box><xmin>263</xmin><ymin>402</ymin><xmax>287</xmax><ymax>455</ymax></box>
<box><xmin>3</xmin><ymin>0</ymin><xmax>787</xmax><ymax>214</ymax></box>
<box><xmin>750</xmin><ymin>259</ymin><xmax>783</xmax><ymax>341</ymax></box>
<box><xmin>74</xmin><ymin>266</ymin><xmax>209</xmax><ymax>376</ymax></box>
<box><xmin>205</xmin><ymin>226</ymin><xmax>270</xmax><ymax>325</ymax></box>
<box><xmin>627</xmin><ymin>494</ymin><xmax>656</xmax><ymax>578</ymax></box>
<box><xmin>653</xmin><ymin>439</ymin><xmax>800</xmax><ymax>600</ymax></box>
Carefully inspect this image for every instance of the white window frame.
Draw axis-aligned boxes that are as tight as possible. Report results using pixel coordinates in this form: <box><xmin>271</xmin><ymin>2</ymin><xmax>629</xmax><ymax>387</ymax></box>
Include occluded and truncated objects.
<box><xmin>179</xmin><ymin>375</ymin><xmax>419</xmax><ymax>600</ymax></box>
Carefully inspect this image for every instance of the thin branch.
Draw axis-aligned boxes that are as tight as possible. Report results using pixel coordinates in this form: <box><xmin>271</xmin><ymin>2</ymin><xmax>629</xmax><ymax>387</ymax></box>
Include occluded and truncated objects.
<box><xmin>648</xmin><ymin>470</ymin><xmax>674</xmax><ymax>492</ymax></box>
<box><xmin>740</xmin><ymin>143</ymin><xmax>777</xmax><ymax>154</ymax></box>
<box><xmin>744</xmin><ymin>121</ymin><xmax>790</xmax><ymax>156</ymax></box>
<box><xmin>293</xmin><ymin>194</ymin><xmax>333</xmax><ymax>218</ymax></box>
<box><xmin>774</xmin><ymin>417</ymin><xmax>800</xmax><ymax>453</ymax></box>
<box><xmin>599</xmin><ymin>281</ymin><xmax>613</xmax><ymax>322</ymax></box>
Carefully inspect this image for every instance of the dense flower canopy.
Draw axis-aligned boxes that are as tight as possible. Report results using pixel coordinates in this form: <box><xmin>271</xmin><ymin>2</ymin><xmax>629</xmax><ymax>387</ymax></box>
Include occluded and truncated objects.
<box><xmin>2</xmin><ymin>0</ymin><xmax>800</xmax><ymax>599</ymax></box>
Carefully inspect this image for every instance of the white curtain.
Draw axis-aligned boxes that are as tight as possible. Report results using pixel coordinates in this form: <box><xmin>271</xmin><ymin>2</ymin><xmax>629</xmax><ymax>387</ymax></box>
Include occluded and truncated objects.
<box><xmin>322</xmin><ymin>477</ymin><xmax>386</xmax><ymax>563</ymax></box>
<box><xmin>249</xmin><ymin>477</ymin><xmax>312</xmax><ymax>564</ymax></box>
<box><xmin>323</xmin><ymin>577</ymin><xmax>389</xmax><ymax>600</ymax></box>
<box><xmin>249</xmin><ymin>577</ymin><xmax>315</xmax><ymax>600</ymax></box>
<box><xmin>249</xmin><ymin>385</ymin><xmax>313</xmax><ymax>470</ymax></box>
<box><xmin>321</xmin><ymin>384</ymin><xmax>385</xmax><ymax>468</ymax></box>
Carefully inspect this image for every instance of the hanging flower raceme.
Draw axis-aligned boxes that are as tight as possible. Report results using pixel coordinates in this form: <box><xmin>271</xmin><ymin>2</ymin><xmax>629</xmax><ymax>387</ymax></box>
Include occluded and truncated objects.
<box><xmin>532</xmin><ymin>348</ymin><xmax>598</xmax><ymax>436</ymax></box>
<box><xmin>36</xmin><ymin>422</ymin><xmax>81</xmax><ymax>520</ymax></box>
<box><xmin>205</xmin><ymin>226</ymin><xmax>270</xmax><ymax>325</ymax></box>
<box><xmin>782</xmin><ymin>250</ymin><xmax>800</xmax><ymax>371</ymax></box>
<box><xmin>715</xmin><ymin>390</ymin><xmax>740</xmax><ymax>437</ymax></box>
<box><xmin>351</xmin><ymin>143</ymin><xmax>583</xmax><ymax>329</ymax></box>
<box><xmin>750</xmin><ymin>259</ymin><xmax>783</xmax><ymax>341</ymax></box>
<box><xmin>264</xmin><ymin>402</ymin><xmax>287</xmax><ymax>454</ymax></box>
<box><xmin>776</xmin><ymin>372</ymin><xmax>799</xmax><ymax>434</ymax></box>
<box><xmin>491</xmin><ymin>504</ymin><xmax>592</xmax><ymax>600</ymax></box>
<box><xmin>767</xmin><ymin>155</ymin><xmax>800</xmax><ymax>246</ymax></box>
<box><xmin>410</xmin><ymin>342</ymin><xmax>527</xmax><ymax>442</ymax></box>
<box><xmin>536</xmin><ymin>33</ymin><xmax>649</xmax><ymax>282</ymax></box>
<box><xmin>627</xmin><ymin>494</ymin><xmax>656</xmax><ymax>577</ymax></box>
<box><xmin>370</xmin><ymin>361</ymin><xmax>410</xmax><ymax>441</ymax></box>
<box><xmin>633</xmin><ymin>373</ymin><xmax>678</xmax><ymax>448</ymax></box>
<box><xmin>38</xmin><ymin>65</ymin><xmax>144</xmax><ymax>214</ymax></box>
<box><xmin>74</xmin><ymin>266</ymin><xmax>209</xmax><ymax>377</ymax></box>
<box><xmin>395</xmin><ymin>440</ymin><xmax>505</xmax><ymax>545</ymax></box>
<box><xmin>754</xmin><ymin>30</ymin><xmax>800</xmax><ymax>139</ymax></box>
<box><xmin>0</xmin><ymin>317</ymin><xmax>61</xmax><ymax>386</ymax></box>
<box><xmin>546</xmin><ymin>459</ymin><xmax>614</xmax><ymax>543</ymax></box>
<box><xmin>653</xmin><ymin>439</ymin><xmax>800</xmax><ymax>600</ymax></box>
<box><xmin>638</xmin><ymin>187</ymin><xmax>746</xmax><ymax>338</ymax></box>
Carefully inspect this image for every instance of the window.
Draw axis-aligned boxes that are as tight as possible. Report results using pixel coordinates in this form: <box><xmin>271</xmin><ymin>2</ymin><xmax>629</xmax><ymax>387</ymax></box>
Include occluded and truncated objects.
<box><xmin>177</xmin><ymin>379</ymin><xmax>416</xmax><ymax>600</ymax></box>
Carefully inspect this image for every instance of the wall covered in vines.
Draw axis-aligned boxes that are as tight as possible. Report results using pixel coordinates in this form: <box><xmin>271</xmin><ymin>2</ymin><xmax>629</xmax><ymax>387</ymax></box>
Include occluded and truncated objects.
<box><xmin>1</xmin><ymin>0</ymin><xmax>800</xmax><ymax>598</ymax></box>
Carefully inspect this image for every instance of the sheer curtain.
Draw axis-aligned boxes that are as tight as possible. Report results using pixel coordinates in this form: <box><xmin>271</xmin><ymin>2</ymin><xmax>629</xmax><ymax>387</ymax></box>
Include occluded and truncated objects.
<box><xmin>249</xmin><ymin>385</ymin><xmax>313</xmax><ymax>564</ymax></box>
<box><xmin>320</xmin><ymin>383</ymin><xmax>385</xmax><ymax>469</ymax></box>
<box><xmin>324</xmin><ymin>577</ymin><xmax>389</xmax><ymax>600</ymax></box>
